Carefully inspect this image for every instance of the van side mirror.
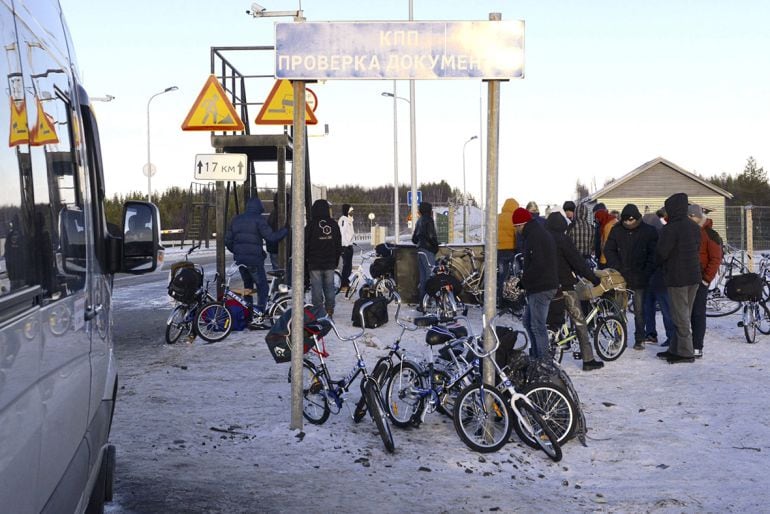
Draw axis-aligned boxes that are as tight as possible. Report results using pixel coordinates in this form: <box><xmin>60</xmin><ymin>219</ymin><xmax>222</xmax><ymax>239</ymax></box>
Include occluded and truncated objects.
<box><xmin>121</xmin><ymin>201</ymin><xmax>164</xmax><ymax>273</ymax></box>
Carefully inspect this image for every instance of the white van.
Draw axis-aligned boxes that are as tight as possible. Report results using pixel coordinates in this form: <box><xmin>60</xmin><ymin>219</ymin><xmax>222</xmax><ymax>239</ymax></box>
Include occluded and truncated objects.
<box><xmin>0</xmin><ymin>1</ymin><xmax>163</xmax><ymax>512</ymax></box>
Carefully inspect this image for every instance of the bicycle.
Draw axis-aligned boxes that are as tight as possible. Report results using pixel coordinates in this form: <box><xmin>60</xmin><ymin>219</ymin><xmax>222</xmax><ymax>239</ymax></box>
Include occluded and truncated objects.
<box><xmin>195</xmin><ymin>263</ymin><xmax>292</xmax><ymax>343</ymax></box>
<box><xmin>706</xmin><ymin>250</ymin><xmax>749</xmax><ymax>317</ymax></box>
<box><xmin>341</xmin><ymin>243</ymin><xmax>396</xmax><ymax>301</ymax></box>
<box><xmin>452</xmin><ymin>315</ymin><xmax>562</xmax><ymax>460</ymax></box>
<box><xmin>729</xmin><ymin>272</ymin><xmax>770</xmax><ymax>343</ymax></box>
<box><xmin>295</xmin><ymin>303</ymin><xmax>395</xmax><ymax>453</ymax></box>
<box><xmin>446</xmin><ymin>247</ymin><xmax>485</xmax><ymax>304</ymax></box>
<box><xmin>548</xmin><ymin>295</ymin><xmax>628</xmax><ymax>363</ymax></box>
<box><xmin>165</xmin><ymin>244</ymin><xmax>216</xmax><ymax>344</ymax></box>
<box><xmin>420</xmin><ymin>253</ymin><xmax>467</xmax><ymax>320</ymax></box>
<box><xmin>383</xmin><ymin>315</ymin><xmax>477</xmax><ymax>428</ymax></box>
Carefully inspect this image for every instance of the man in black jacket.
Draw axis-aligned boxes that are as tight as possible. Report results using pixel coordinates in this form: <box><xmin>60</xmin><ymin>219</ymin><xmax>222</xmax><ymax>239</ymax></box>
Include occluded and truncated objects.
<box><xmin>305</xmin><ymin>199</ymin><xmax>342</xmax><ymax>317</ymax></box>
<box><xmin>604</xmin><ymin>203</ymin><xmax>659</xmax><ymax>350</ymax></box>
<box><xmin>514</xmin><ymin>207</ymin><xmax>558</xmax><ymax>359</ymax></box>
<box><xmin>412</xmin><ymin>201</ymin><xmax>439</xmax><ymax>302</ymax></box>
<box><xmin>655</xmin><ymin>193</ymin><xmax>701</xmax><ymax>363</ymax></box>
<box><xmin>546</xmin><ymin>213</ymin><xmax>605</xmax><ymax>371</ymax></box>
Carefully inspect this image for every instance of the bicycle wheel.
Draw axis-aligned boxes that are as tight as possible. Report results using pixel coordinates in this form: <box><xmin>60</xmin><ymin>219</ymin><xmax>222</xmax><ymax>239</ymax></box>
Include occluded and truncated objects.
<box><xmin>194</xmin><ymin>302</ymin><xmax>232</xmax><ymax>343</ymax></box>
<box><xmin>334</xmin><ymin>270</ymin><xmax>342</xmax><ymax>295</ymax></box>
<box><xmin>521</xmin><ymin>382</ymin><xmax>577</xmax><ymax>444</ymax></box>
<box><xmin>385</xmin><ymin>360</ymin><xmax>424</xmax><ymax>428</ymax></box>
<box><xmin>344</xmin><ymin>275</ymin><xmax>359</xmax><ymax>300</ymax></box>
<box><xmin>706</xmin><ymin>289</ymin><xmax>741</xmax><ymax>317</ymax></box>
<box><xmin>744</xmin><ymin>303</ymin><xmax>758</xmax><ymax>344</ymax></box>
<box><xmin>300</xmin><ymin>360</ymin><xmax>330</xmax><ymax>424</ymax></box>
<box><xmin>268</xmin><ymin>295</ymin><xmax>291</xmax><ymax>326</ymax></box>
<box><xmin>511</xmin><ymin>399</ymin><xmax>562</xmax><ymax>462</ymax></box>
<box><xmin>453</xmin><ymin>383</ymin><xmax>511</xmax><ymax>453</ymax></box>
<box><xmin>757</xmin><ymin>302</ymin><xmax>770</xmax><ymax>335</ymax></box>
<box><xmin>354</xmin><ymin>360</ymin><xmax>389</xmax><ymax>423</ymax></box>
<box><xmin>165</xmin><ymin>305</ymin><xmax>189</xmax><ymax>344</ymax></box>
<box><xmin>374</xmin><ymin>277</ymin><xmax>396</xmax><ymax>301</ymax></box>
<box><xmin>593</xmin><ymin>315</ymin><xmax>627</xmax><ymax>361</ymax></box>
<box><xmin>548</xmin><ymin>330</ymin><xmax>564</xmax><ymax>364</ymax></box>
<box><xmin>364</xmin><ymin>378</ymin><xmax>395</xmax><ymax>453</ymax></box>
<box><xmin>593</xmin><ymin>296</ymin><xmax>624</xmax><ymax>320</ymax></box>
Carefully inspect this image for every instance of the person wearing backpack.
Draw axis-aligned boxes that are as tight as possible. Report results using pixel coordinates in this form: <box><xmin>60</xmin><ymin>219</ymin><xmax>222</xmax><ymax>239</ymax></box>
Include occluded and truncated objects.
<box><xmin>306</xmin><ymin>199</ymin><xmax>342</xmax><ymax>318</ymax></box>
<box><xmin>225</xmin><ymin>197</ymin><xmax>288</xmax><ymax>327</ymax></box>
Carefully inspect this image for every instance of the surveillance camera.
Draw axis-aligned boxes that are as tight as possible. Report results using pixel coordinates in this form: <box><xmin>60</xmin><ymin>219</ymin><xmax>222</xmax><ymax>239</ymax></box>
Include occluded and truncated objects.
<box><xmin>251</xmin><ymin>2</ymin><xmax>266</xmax><ymax>13</ymax></box>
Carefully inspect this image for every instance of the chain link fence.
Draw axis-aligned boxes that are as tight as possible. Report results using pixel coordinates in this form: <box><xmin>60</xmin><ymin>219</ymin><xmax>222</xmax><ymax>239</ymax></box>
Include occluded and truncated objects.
<box><xmin>725</xmin><ymin>206</ymin><xmax>770</xmax><ymax>252</ymax></box>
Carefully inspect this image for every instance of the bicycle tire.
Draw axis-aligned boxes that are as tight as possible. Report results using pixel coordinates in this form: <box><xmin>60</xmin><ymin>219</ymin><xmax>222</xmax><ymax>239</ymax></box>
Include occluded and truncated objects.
<box><xmin>299</xmin><ymin>360</ymin><xmax>330</xmax><ymax>424</ymax></box>
<box><xmin>374</xmin><ymin>277</ymin><xmax>396</xmax><ymax>301</ymax></box>
<box><xmin>354</xmin><ymin>360</ymin><xmax>389</xmax><ymax>423</ymax></box>
<box><xmin>334</xmin><ymin>270</ymin><xmax>342</xmax><ymax>295</ymax></box>
<box><xmin>593</xmin><ymin>314</ymin><xmax>627</xmax><ymax>361</ymax></box>
<box><xmin>364</xmin><ymin>378</ymin><xmax>395</xmax><ymax>453</ymax></box>
<box><xmin>744</xmin><ymin>303</ymin><xmax>758</xmax><ymax>344</ymax></box>
<box><xmin>548</xmin><ymin>330</ymin><xmax>565</xmax><ymax>364</ymax></box>
<box><xmin>511</xmin><ymin>399</ymin><xmax>562</xmax><ymax>462</ymax></box>
<box><xmin>165</xmin><ymin>305</ymin><xmax>189</xmax><ymax>344</ymax></box>
<box><xmin>521</xmin><ymin>382</ymin><xmax>577</xmax><ymax>444</ymax></box>
<box><xmin>453</xmin><ymin>383</ymin><xmax>511</xmax><ymax>453</ymax></box>
<box><xmin>344</xmin><ymin>275</ymin><xmax>359</xmax><ymax>300</ymax></box>
<box><xmin>194</xmin><ymin>302</ymin><xmax>232</xmax><ymax>343</ymax></box>
<box><xmin>269</xmin><ymin>295</ymin><xmax>291</xmax><ymax>326</ymax></box>
<box><xmin>384</xmin><ymin>360</ymin><xmax>424</xmax><ymax>428</ymax></box>
<box><xmin>757</xmin><ymin>302</ymin><xmax>770</xmax><ymax>335</ymax></box>
<box><xmin>705</xmin><ymin>289</ymin><xmax>741</xmax><ymax>317</ymax></box>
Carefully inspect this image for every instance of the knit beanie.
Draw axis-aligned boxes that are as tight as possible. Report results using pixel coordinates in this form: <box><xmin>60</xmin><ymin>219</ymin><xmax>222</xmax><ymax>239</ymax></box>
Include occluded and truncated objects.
<box><xmin>512</xmin><ymin>207</ymin><xmax>533</xmax><ymax>225</ymax></box>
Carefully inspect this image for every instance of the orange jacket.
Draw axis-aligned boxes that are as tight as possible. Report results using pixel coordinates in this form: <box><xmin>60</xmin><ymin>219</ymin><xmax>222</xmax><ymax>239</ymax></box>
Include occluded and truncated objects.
<box><xmin>594</xmin><ymin>210</ymin><xmax>617</xmax><ymax>265</ymax></box>
<box><xmin>699</xmin><ymin>225</ymin><xmax>722</xmax><ymax>283</ymax></box>
<box><xmin>497</xmin><ymin>198</ymin><xmax>519</xmax><ymax>251</ymax></box>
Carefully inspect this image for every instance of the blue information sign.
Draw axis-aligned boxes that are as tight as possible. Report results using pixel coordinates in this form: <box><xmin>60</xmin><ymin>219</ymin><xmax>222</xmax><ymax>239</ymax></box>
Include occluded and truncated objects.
<box><xmin>275</xmin><ymin>21</ymin><xmax>525</xmax><ymax>80</ymax></box>
<box><xmin>407</xmin><ymin>190</ymin><xmax>422</xmax><ymax>207</ymax></box>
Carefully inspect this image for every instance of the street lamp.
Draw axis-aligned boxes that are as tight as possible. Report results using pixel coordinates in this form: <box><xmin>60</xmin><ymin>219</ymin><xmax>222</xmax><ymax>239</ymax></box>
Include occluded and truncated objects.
<box><xmin>91</xmin><ymin>94</ymin><xmax>116</xmax><ymax>102</ymax></box>
<box><xmin>381</xmin><ymin>86</ymin><xmax>410</xmax><ymax>243</ymax></box>
<box><xmin>146</xmin><ymin>86</ymin><xmax>178</xmax><ymax>202</ymax></box>
<box><xmin>463</xmin><ymin>135</ymin><xmax>478</xmax><ymax>242</ymax></box>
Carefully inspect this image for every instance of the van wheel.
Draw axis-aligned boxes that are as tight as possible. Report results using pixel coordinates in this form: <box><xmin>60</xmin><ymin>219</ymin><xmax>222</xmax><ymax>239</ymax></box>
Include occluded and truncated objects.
<box><xmin>86</xmin><ymin>444</ymin><xmax>115</xmax><ymax>513</ymax></box>
<box><xmin>104</xmin><ymin>444</ymin><xmax>115</xmax><ymax>502</ymax></box>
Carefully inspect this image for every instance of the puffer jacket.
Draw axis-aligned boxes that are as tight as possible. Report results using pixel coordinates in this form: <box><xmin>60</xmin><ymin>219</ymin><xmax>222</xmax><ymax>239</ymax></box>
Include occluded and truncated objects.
<box><xmin>225</xmin><ymin>197</ymin><xmax>288</xmax><ymax>266</ymax></box>
<box><xmin>546</xmin><ymin>213</ymin><xmax>599</xmax><ymax>291</ymax></box>
<box><xmin>305</xmin><ymin>199</ymin><xmax>342</xmax><ymax>270</ymax></box>
<box><xmin>497</xmin><ymin>198</ymin><xmax>519</xmax><ymax>251</ymax></box>
<box><xmin>656</xmin><ymin>193</ymin><xmax>701</xmax><ymax>287</ymax></box>
<box><xmin>603</xmin><ymin>205</ymin><xmax>659</xmax><ymax>289</ymax></box>
<box><xmin>698</xmin><ymin>224</ymin><xmax>722</xmax><ymax>284</ymax></box>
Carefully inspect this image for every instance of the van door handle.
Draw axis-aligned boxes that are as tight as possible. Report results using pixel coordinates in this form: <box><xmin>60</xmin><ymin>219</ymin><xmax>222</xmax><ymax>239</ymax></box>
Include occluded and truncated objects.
<box><xmin>85</xmin><ymin>304</ymin><xmax>103</xmax><ymax>321</ymax></box>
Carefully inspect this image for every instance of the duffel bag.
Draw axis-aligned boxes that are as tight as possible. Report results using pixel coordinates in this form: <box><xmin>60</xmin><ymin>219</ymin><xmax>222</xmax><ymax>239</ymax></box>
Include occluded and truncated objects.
<box><xmin>725</xmin><ymin>272</ymin><xmax>763</xmax><ymax>302</ymax></box>
<box><xmin>351</xmin><ymin>296</ymin><xmax>389</xmax><ymax>328</ymax></box>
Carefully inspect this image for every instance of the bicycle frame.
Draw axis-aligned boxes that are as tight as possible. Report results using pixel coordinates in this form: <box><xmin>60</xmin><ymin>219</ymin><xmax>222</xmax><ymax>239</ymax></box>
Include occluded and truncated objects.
<box><xmin>344</xmin><ymin>244</ymin><xmax>376</xmax><ymax>300</ymax></box>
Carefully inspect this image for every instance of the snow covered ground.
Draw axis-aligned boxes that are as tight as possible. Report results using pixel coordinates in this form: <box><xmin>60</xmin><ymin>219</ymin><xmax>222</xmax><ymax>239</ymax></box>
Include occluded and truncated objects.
<box><xmin>106</xmin><ymin>252</ymin><xmax>770</xmax><ymax>513</ymax></box>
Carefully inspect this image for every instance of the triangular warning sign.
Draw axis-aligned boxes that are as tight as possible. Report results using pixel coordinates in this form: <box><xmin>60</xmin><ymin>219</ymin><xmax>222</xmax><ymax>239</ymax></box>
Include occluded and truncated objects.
<box><xmin>255</xmin><ymin>80</ymin><xmax>318</xmax><ymax>125</ymax></box>
<box><xmin>9</xmin><ymin>98</ymin><xmax>29</xmax><ymax>147</ymax></box>
<box><xmin>181</xmin><ymin>75</ymin><xmax>245</xmax><ymax>131</ymax></box>
<box><xmin>30</xmin><ymin>97</ymin><xmax>59</xmax><ymax>146</ymax></box>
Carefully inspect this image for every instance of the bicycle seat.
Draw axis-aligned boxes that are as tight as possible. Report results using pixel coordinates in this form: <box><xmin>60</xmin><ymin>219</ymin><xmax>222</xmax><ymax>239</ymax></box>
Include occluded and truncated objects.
<box><xmin>413</xmin><ymin>315</ymin><xmax>439</xmax><ymax>327</ymax></box>
<box><xmin>267</xmin><ymin>269</ymin><xmax>285</xmax><ymax>278</ymax></box>
<box><xmin>425</xmin><ymin>324</ymin><xmax>468</xmax><ymax>346</ymax></box>
<box><xmin>304</xmin><ymin>318</ymin><xmax>332</xmax><ymax>337</ymax></box>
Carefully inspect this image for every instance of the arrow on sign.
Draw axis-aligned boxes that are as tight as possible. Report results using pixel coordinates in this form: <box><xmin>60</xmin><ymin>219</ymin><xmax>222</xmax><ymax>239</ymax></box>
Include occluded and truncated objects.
<box><xmin>197</xmin><ymin>160</ymin><xmax>203</xmax><ymax>175</ymax></box>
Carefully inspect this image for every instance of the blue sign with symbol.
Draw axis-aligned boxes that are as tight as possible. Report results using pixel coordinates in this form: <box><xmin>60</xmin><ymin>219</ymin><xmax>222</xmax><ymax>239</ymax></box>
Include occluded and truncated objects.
<box><xmin>407</xmin><ymin>190</ymin><xmax>422</xmax><ymax>207</ymax></box>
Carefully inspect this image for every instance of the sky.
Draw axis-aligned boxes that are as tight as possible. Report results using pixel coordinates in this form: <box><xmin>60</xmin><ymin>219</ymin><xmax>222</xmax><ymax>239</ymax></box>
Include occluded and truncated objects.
<box><xmin>104</xmin><ymin>247</ymin><xmax>770</xmax><ymax>512</ymax></box>
<box><xmin>62</xmin><ymin>0</ymin><xmax>770</xmax><ymax>210</ymax></box>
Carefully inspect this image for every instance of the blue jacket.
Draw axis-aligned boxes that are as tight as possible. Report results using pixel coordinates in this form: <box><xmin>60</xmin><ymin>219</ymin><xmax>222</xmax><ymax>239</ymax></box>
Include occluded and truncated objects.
<box><xmin>225</xmin><ymin>198</ymin><xmax>288</xmax><ymax>266</ymax></box>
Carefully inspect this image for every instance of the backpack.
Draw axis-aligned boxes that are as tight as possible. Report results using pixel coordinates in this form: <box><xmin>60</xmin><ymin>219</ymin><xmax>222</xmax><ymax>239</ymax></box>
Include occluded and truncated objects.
<box><xmin>168</xmin><ymin>264</ymin><xmax>203</xmax><ymax>304</ymax></box>
<box><xmin>351</xmin><ymin>296</ymin><xmax>389</xmax><ymax>328</ymax></box>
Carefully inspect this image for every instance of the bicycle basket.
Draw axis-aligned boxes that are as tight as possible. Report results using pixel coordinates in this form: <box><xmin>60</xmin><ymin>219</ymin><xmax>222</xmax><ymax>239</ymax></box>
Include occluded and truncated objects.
<box><xmin>265</xmin><ymin>305</ymin><xmax>329</xmax><ymax>363</ymax></box>
<box><xmin>575</xmin><ymin>268</ymin><xmax>626</xmax><ymax>301</ymax></box>
<box><xmin>725</xmin><ymin>273</ymin><xmax>763</xmax><ymax>302</ymax></box>
<box><xmin>168</xmin><ymin>263</ymin><xmax>203</xmax><ymax>304</ymax></box>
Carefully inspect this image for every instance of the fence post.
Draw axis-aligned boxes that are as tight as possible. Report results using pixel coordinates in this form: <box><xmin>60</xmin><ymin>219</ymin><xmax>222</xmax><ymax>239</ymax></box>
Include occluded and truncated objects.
<box><xmin>746</xmin><ymin>205</ymin><xmax>754</xmax><ymax>272</ymax></box>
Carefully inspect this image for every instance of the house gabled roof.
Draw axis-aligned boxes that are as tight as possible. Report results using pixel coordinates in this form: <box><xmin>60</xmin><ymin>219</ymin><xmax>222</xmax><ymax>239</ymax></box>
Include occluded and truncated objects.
<box><xmin>585</xmin><ymin>156</ymin><xmax>734</xmax><ymax>202</ymax></box>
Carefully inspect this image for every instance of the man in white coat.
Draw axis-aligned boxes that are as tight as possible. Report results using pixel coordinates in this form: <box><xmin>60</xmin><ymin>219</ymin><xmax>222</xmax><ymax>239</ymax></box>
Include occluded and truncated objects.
<box><xmin>338</xmin><ymin>204</ymin><xmax>355</xmax><ymax>292</ymax></box>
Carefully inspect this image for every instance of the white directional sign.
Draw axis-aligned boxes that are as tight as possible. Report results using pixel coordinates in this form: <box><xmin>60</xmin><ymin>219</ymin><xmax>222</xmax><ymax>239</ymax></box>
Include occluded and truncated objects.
<box><xmin>275</xmin><ymin>20</ymin><xmax>525</xmax><ymax>80</ymax></box>
<box><xmin>194</xmin><ymin>153</ymin><xmax>247</xmax><ymax>181</ymax></box>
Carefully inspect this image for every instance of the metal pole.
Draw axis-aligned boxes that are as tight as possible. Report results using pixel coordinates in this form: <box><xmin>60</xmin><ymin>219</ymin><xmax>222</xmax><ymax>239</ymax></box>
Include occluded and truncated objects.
<box><xmin>462</xmin><ymin>144</ymin><xmax>467</xmax><ymax>243</ymax></box>
<box><xmin>483</xmin><ymin>12</ymin><xmax>503</xmax><ymax>388</ymax></box>
<box><xmin>409</xmin><ymin>0</ymin><xmax>418</xmax><ymax>226</ymax></box>
<box><xmin>392</xmin><ymin>80</ymin><xmax>400</xmax><ymax>243</ymax></box>
<box><xmin>290</xmin><ymin>79</ymin><xmax>307</xmax><ymax>431</ymax></box>
<box><xmin>145</xmin><ymin>86</ymin><xmax>178</xmax><ymax>202</ymax></box>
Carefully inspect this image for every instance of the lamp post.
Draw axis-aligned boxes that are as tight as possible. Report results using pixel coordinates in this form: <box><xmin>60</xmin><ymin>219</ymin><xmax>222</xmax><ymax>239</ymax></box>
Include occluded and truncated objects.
<box><xmin>462</xmin><ymin>135</ymin><xmax>478</xmax><ymax>242</ymax></box>
<box><xmin>381</xmin><ymin>86</ymin><xmax>410</xmax><ymax>243</ymax></box>
<box><xmin>146</xmin><ymin>86</ymin><xmax>178</xmax><ymax>201</ymax></box>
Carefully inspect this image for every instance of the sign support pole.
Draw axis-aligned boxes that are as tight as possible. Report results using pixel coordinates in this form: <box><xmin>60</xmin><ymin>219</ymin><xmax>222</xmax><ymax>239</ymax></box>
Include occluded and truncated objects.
<box><xmin>483</xmin><ymin>12</ymin><xmax>503</xmax><ymax>388</ymax></box>
<box><xmin>290</xmin><ymin>78</ymin><xmax>308</xmax><ymax>430</ymax></box>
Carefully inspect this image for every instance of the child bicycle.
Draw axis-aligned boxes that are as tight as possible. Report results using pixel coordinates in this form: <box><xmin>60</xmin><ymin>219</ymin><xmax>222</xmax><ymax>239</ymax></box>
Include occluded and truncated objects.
<box><xmin>296</xmin><ymin>302</ymin><xmax>395</xmax><ymax>453</ymax></box>
<box><xmin>195</xmin><ymin>263</ymin><xmax>292</xmax><ymax>343</ymax></box>
<box><xmin>341</xmin><ymin>242</ymin><xmax>396</xmax><ymax>301</ymax></box>
<box><xmin>452</xmin><ymin>315</ymin><xmax>562</xmax><ymax>460</ymax></box>
<box><xmin>548</xmin><ymin>294</ymin><xmax>627</xmax><ymax>363</ymax></box>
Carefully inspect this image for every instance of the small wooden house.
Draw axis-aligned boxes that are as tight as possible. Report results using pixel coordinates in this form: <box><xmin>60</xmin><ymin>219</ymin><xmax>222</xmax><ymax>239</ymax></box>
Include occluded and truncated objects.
<box><xmin>585</xmin><ymin>157</ymin><xmax>733</xmax><ymax>237</ymax></box>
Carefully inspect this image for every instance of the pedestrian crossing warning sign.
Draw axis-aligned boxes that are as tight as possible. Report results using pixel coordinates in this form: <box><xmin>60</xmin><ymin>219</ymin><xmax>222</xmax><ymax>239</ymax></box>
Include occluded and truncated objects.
<box><xmin>9</xmin><ymin>98</ymin><xmax>29</xmax><ymax>147</ymax></box>
<box><xmin>181</xmin><ymin>75</ymin><xmax>245</xmax><ymax>131</ymax></box>
<box><xmin>255</xmin><ymin>79</ymin><xmax>317</xmax><ymax>125</ymax></box>
<box><xmin>30</xmin><ymin>97</ymin><xmax>59</xmax><ymax>146</ymax></box>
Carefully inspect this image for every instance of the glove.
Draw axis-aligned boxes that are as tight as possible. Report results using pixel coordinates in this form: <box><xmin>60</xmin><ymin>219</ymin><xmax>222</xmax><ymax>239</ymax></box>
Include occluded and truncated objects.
<box><xmin>591</xmin><ymin>276</ymin><xmax>601</xmax><ymax>287</ymax></box>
